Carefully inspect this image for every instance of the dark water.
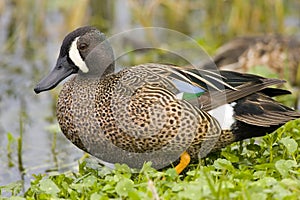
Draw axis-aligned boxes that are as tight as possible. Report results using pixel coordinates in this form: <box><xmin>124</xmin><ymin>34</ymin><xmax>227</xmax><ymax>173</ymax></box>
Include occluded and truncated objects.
<box><xmin>0</xmin><ymin>3</ymin><xmax>85</xmax><ymax>194</ymax></box>
<box><xmin>0</xmin><ymin>55</ymin><xmax>84</xmax><ymax>193</ymax></box>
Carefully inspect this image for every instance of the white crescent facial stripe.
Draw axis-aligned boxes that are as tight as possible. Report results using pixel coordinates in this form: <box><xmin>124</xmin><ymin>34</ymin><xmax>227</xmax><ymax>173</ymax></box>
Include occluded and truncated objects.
<box><xmin>69</xmin><ymin>37</ymin><xmax>89</xmax><ymax>73</ymax></box>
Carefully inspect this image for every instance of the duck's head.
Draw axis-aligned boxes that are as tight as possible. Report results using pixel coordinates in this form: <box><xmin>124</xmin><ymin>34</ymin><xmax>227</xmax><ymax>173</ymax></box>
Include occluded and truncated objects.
<box><xmin>34</xmin><ymin>26</ymin><xmax>114</xmax><ymax>93</ymax></box>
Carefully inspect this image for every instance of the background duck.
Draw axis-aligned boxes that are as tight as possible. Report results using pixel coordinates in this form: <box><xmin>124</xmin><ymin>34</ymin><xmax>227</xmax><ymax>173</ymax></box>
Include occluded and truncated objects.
<box><xmin>203</xmin><ymin>35</ymin><xmax>300</xmax><ymax>109</ymax></box>
<box><xmin>209</xmin><ymin>35</ymin><xmax>300</xmax><ymax>86</ymax></box>
<box><xmin>34</xmin><ymin>26</ymin><xmax>300</xmax><ymax>174</ymax></box>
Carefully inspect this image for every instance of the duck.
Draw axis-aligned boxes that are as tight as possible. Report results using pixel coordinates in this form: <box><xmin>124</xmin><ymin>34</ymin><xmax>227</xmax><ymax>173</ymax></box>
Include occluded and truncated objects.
<box><xmin>204</xmin><ymin>35</ymin><xmax>300</xmax><ymax>109</ymax></box>
<box><xmin>34</xmin><ymin>26</ymin><xmax>300</xmax><ymax>174</ymax></box>
<box><xmin>204</xmin><ymin>35</ymin><xmax>300</xmax><ymax>86</ymax></box>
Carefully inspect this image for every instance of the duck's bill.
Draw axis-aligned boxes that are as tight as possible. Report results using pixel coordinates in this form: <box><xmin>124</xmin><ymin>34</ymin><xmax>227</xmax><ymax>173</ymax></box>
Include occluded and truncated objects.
<box><xmin>34</xmin><ymin>56</ymin><xmax>78</xmax><ymax>94</ymax></box>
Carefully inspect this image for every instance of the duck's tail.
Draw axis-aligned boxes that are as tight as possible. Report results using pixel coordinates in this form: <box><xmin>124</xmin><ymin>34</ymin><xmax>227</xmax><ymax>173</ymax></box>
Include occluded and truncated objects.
<box><xmin>212</xmin><ymin>91</ymin><xmax>300</xmax><ymax>151</ymax></box>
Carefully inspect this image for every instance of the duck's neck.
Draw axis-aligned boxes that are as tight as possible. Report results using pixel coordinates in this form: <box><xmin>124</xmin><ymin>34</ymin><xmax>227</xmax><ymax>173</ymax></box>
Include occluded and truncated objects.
<box><xmin>102</xmin><ymin>63</ymin><xmax>115</xmax><ymax>76</ymax></box>
<box><xmin>78</xmin><ymin>62</ymin><xmax>115</xmax><ymax>79</ymax></box>
<box><xmin>78</xmin><ymin>39</ymin><xmax>115</xmax><ymax>79</ymax></box>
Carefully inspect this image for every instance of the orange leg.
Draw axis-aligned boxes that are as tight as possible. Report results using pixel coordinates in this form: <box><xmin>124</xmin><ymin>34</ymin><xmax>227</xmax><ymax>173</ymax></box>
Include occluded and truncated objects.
<box><xmin>175</xmin><ymin>151</ymin><xmax>191</xmax><ymax>174</ymax></box>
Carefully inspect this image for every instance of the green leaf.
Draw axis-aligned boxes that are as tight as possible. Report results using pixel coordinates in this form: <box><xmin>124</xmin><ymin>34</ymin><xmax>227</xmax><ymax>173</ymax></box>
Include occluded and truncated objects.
<box><xmin>246</xmin><ymin>143</ymin><xmax>261</xmax><ymax>151</ymax></box>
<box><xmin>221</xmin><ymin>152</ymin><xmax>239</xmax><ymax>163</ymax></box>
<box><xmin>171</xmin><ymin>184</ymin><xmax>183</xmax><ymax>192</ymax></box>
<box><xmin>7</xmin><ymin>132</ymin><xmax>16</xmax><ymax>143</ymax></box>
<box><xmin>39</xmin><ymin>179</ymin><xmax>60</xmax><ymax>195</ymax></box>
<box><xmin>253</xmin><ymin>171</ymin><xmax>266</xmax><ymax>179</ymax></box>
<box><xmin>213</xmin><ymin>159</ymin><xmax>234</xmax><ymax>171</ymax></box>
<box><xmin>165</xmin><ymin>168</ymin><xmax>178</xmax><ymax>179</ymax></box>
<box><xmin>273</xmin><ymin>184</ymin><xmax>293</xmax><ymax>199</ymax></box>
<box><xmin>82</xmin><ymin>175</ymin><xmax>97</xmax><ymax>187</ymax></box>
<box><xmin>281</xmin><ymin>178</ymin><xmax>300</xmax><ymax>188</ymax></box>
<box><xmin>178</xmin><ymin>184</ymin><xmax>203</xmax><ymax>199</ymax></box>
<box><xmin>8</xmin><ymin>197</ymin><xmax>26</xmax><ymax>200</ymax></box>
<box><xmin>250</xmin><ymin>192</ymin><xmax>267</xmax><ymax>200</ymax></box>
<box><xmin>254</xmin><ymin>163</ymin><xmax>274</xmax><ymax>170</ymax></box>
<box><xmin>255</xmin><ymin>177</ymin><xmax>277</xmax><ymax>187</ymax></box>
<box><xmin>279</xmin><ymin>137</ymin><xmax>298</xmax><ymax>155</ymax></box>
<box><xmin>114</xmin><ymin>163</ymin><xmax>132</xmax><ymax>174</ymax></box>
<box><xmin>128</xmin><ymin>190</ymin><xmax>140</xmax><ymax>200</ymax></box>
<box><xmin>102</xmin><ymin>184</ymin><xmax>114</xmax><ymax>192</ymax></box>
<box><xmin>140</xmin><ymin>162</ymin><xmax>156</xmax><ymax>174</ymax></box>
<box><xmin>90</xmin><ymin>193</ymin><xmax>107</xmax><ymax>200</ymax></box>
<box><xmin>275</xmin><ymin>159</ymin><xmax>297</xmax><ymax>177</ymax></box>
<box><xmin>115</xmin><ymin>178</ymin><xmax>134</xmax><ymax>196</ymax></box>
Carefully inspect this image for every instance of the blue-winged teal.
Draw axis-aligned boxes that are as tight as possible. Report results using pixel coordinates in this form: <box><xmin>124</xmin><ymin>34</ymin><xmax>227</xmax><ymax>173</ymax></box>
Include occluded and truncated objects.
<box><xmin>34</xmin><ymin>26</ymin><xmax>300</xmax><ymax>174</ymax></box>
<box><xmin>205</xmin><ymin>35</ymin><xmax>300</xmax><ymax>86</ymax></box>
<box><xmin>203</xmin><ymin>35</ymin><xmax>300</xmax><ymax>109</ymax></box>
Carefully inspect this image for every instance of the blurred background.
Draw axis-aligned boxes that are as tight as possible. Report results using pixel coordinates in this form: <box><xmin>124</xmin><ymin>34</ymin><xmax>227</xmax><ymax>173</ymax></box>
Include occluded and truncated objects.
<box><xmin>0</xmin><ymin>0</ymin><xmax>299</xmax><ymax>194</ymax></box>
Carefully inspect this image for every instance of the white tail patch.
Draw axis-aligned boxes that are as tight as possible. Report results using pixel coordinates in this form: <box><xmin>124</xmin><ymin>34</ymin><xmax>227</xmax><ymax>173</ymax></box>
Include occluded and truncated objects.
<box><xmin>208</xmin><ymin>102</ymin><xmax>236</xmax><ymax>130</ymax></box>
<box><xmin>69</xmin><ymin>37</ymin><xmax>89</xmax><ymax>73</ymax></box>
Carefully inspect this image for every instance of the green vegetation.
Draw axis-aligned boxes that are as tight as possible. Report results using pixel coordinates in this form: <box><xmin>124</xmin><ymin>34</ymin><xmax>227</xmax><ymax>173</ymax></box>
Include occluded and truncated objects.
<box><xmin>1</xmin><ymin>119</ymin><xmax>300</xmax><ymax>199</ymax></box>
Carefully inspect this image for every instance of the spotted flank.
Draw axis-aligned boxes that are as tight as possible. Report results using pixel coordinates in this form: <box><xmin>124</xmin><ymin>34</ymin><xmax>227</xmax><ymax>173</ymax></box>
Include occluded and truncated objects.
<box><xmin>34</xmin><ymin>26</ymin><xmax>300</xmax><ymax>172</ymax></box>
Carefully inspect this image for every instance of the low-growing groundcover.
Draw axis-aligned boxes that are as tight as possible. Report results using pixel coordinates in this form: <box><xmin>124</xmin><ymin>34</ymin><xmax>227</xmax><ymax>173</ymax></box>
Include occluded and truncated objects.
<box><xmin>1</xmin><ymin>119</ymin><xmax>300</xmax><ymax>199</ymax></box>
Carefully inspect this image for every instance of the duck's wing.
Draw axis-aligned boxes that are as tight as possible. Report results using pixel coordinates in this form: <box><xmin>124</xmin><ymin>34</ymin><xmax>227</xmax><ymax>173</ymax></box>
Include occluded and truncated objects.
<box><xmin>150</xmin><ymin>64</ymin><xmax>300</xmax><ymax>129</ymax></box>
<box><xmin>130</xmin><ymin>64</ymin><xmax>297</xmax><ymax>118</ymax></box>
<box><xmin>233</xmin><ymin>93</ymin><xmax>300</xmax><ymax>127</ymax></box>
<box><xmin>189</xmin><ymin>77</ymin><xmax>286</xmax><ymax>111</ymax></box>
<box><xmin>150</xmin><ymin>64</ymin><xmax>236</xmax><ymax>91</ymax></box>
<box><xmin>151</xmin><ymin>64</ymin><xmax>287</xmax><ymax>110</ymax></box>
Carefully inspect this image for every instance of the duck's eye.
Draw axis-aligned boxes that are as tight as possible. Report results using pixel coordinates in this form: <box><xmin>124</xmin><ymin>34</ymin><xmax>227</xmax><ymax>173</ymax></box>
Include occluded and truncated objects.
<box><xmin>57</xmin><ymin>65</ymin><xmax>62</xmax><ymax>70</ymax></box>
<box><xmin>78</xmin><ymin>43</ymin><xmax>88</xmax><ymax>51</ymax></box>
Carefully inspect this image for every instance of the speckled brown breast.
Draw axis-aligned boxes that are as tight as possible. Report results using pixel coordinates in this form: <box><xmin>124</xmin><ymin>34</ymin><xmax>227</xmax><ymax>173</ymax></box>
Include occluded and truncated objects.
<box><xmin>56</xmin><ymin>64</ymin><xmax>225</xmax><ymax>169</ymax></box>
